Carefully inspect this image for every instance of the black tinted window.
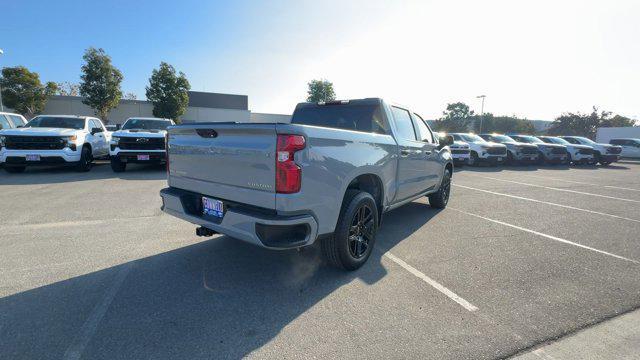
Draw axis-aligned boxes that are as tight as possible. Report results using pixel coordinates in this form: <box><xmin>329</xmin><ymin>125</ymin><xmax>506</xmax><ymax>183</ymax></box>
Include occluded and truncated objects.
<box><xmin>391</xmin><ymin>107</ymin><xmax>416</xmax><ymax>141</ymax></box>
<box><xmin>26</xmin><ymin>117</ymin><xmax>85</xmax><ymax>129</ymax></box>
<box><xmin>122</xmin><ymin>119</ymin><xmax>172</xmax><ymax>131</ymax></box>
<box><xmin>291</xmin><ymin>104</ymin><xmax>388</xmax><ymax>134</ymax></box>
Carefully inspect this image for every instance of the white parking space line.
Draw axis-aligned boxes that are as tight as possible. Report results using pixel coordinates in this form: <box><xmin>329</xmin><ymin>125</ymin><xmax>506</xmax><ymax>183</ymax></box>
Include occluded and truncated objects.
<box><xmin>0</xmin><ymin>215</ymin><xmax>159</xmax><ymax>232</ymax></box>
<box><xmin>453</xmin><ymin>184</ymin><xmax>640</xmax><ymax>224</ymax></box>
<box><xmin>524</xmin><ymin>174</ymin><xmax>640</xmax><ymax>193</ymax></box>
<box><xmin>63</xmin><ymin>263</ymin><xmax>133</xmax><ymax>360</ymax></box>
<box><xmin>450</xmin><ymin>208</ymin><xmax>640</xmax><ymax>264</ymax></box>
<box><xmin>477</xmin><ymin>176</ymin><xmax>640</xmax><ymax>203</ymax></box>
<box><xmin>383</xmin><ymin>252</ymin><xmax>479</xmax><ymax>312</ymax></box>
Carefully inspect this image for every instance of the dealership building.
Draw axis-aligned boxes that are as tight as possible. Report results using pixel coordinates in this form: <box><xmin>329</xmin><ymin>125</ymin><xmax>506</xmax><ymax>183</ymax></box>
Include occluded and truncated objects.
<box><xmin>39</xmin><ymin>91</ymin><xmax>291</xmax><ymax>124</ymax></box>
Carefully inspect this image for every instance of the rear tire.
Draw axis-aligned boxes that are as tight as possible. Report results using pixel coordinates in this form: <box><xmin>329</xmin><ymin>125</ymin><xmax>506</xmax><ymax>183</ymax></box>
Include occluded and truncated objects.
<box><xmin>322</xmin><ymin>190</ymin><xmax>378</xmax><ymax>271</ymax></box>
<box><xmin>110</xmin><ymin>158</ymin><xmax>126</xmax><ymax>172</ymax></box>
<box><xmin>5</xmin><ymin>166</ymin><xmax>25</xmax><ymax>173</ymax></box>
<box><xmin>75</xmin><ymin>146</ymin><xmax>93</xmax><ymax>172</ymax></box>
<box><xmin>428</xmin><ymin>168</ymin><xmax>452</xmax><ymax>209</ymax></box>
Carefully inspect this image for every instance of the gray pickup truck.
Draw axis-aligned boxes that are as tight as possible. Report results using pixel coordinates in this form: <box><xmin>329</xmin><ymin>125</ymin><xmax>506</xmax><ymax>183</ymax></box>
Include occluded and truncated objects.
<box><xmin>160</xmin><ymin>98</ymin><xmax>454</xmax><ymax>270</ymax></box>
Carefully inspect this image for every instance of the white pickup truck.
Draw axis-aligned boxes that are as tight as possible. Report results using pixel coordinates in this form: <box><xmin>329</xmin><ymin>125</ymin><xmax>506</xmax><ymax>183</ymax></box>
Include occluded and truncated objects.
<box><xmin>109</xmin><ymin>117</ymin><xmax>174</xmax><ymax>172</ymax></box>
<box><xmin>0</xmin><ymin>115</ymin><xmax>109</xmax><ymax>173</ymax></box>
<box><xmin>450</xmin><ymin>133</ymin><xmax>507</xmax><ymax>165</ymax></box>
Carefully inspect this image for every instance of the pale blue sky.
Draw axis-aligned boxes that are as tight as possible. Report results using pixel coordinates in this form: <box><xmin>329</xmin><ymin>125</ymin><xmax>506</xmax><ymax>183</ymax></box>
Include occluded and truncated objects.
<box><xmin>1</xmin><ymin>0</ymin><xmax>638</xmax><ymax>120</ymax></box>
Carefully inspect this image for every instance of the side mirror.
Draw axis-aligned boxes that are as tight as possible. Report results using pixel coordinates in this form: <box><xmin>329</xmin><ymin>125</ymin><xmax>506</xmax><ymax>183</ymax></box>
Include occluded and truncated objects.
<box><xmin>116</xmin><ymin>124</ymin><xmax>121</xmax><ymax>130</ymax></box>
<box><xmin>17</xmin><ymin>125</ymin><xmax>23</xmax><ymax>128</ymax></box>
<box><xmin>439</xmin><ymin>135</ymin><xmax>454</xmax><ymax>147</ymax></box>
<box><xmin>91</xmin><ymin>127</ymin><xmax>103</xmax><ymax>135</ymax></box>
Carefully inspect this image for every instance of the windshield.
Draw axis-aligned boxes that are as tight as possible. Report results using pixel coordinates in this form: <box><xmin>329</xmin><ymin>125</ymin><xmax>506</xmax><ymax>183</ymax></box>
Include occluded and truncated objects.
<box><xmin>25</xmin><ymin>117</ymin><xmax>86</xmax><ymax>130</ymax></box>
<box><xmin>122</xmin><ymin>119</ymin><xmax>172</xmax><ymax>131</ymax></box>
<box><xmin>573</xmin><ymin>136</ymin><xmax>596</xmax><ymax>145</ymax></box>
<box><xmin>453</xmin><ymin>134</ymin><xmax>486</xmax><ymax>143</ymax></box>
<box><xmin>291</xmin><ymin>103</ymin><xmax>387</xmax><ymax>134</ymax></box>
<box><xmin>490</xmin><ymin>135</ymin><xmax>517</xmax><ymax>143</ymax></box>
<box><xmin>512</xmin><ymin>135</ymin><xmax>544</xmax><ymax>144</ymax></box>
<box><xmin>542</xmin><ymin>137</ymin><xmax>571</xmax><ymax>145</ymax></box>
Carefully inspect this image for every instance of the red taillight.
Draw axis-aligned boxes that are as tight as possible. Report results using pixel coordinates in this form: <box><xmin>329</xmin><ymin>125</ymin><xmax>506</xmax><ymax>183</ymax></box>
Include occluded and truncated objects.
<box><xmin>276</xmin><ymin>134</ymin><xmax>305</xmax><ymax>194</ymax></box>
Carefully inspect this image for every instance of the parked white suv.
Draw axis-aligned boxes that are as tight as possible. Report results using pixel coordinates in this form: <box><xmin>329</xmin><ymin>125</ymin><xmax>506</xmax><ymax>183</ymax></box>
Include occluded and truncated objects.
<box><xmin>538</xmin><ymin>136</ymin><xmax>596</xmax><ymax>165</ymax></box>
<box><xmin>109</xmin><ymin>117</ymin><xmax>174</xmax><ymax>172</ymax></box>
<box><xmin>560</xmin><ymin>136</ymin><xmax>621</xmax><ymax>165</ymax></box>
<box><xmin>438</xmin><ymin>133</ymin><xmax>469</xmax><ymax>165</ymax></box>
<box><xmin>0</xmin><ymin>115</ymin><xmax>109</xmax><ymax>173</ymax></box>
<box><xmin>450</xmin><ymin>133</ymin><xmax>507</xmax><ymax>165</ymax></box>
<box><xmin>609</xmin><ymin>138</ymin><xmax>640</xmax><ymax>159</ymax></box>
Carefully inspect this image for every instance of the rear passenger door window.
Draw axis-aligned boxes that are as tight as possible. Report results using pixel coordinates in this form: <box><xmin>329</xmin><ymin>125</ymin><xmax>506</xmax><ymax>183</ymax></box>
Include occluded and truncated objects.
<box><xmin>9</xmin><ymin>115</ymin><xmax>25</xmax><ymax>127</ymax></box>
<box><xmin>0</xmin><ymin>115</ymin><xmax>12</xmax><ymax>129</ymax></box>
<box><xmin>412</xmin><ymin>113</ymin><xmax>434</xmax><ymax>143</ymax></box>
<box><xmin>391</xmin><ymin>107</ymin><xmax>416</xmax><ymax>141</ymax></box>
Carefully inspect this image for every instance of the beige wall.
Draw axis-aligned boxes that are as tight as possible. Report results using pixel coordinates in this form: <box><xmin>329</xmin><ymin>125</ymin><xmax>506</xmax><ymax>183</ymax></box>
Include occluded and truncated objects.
<box><xmin>249</xmin><ymin>112</ymin><xmax>291</xmax><ymax>123</ymax></box>
<box><xmin>42</xmin><ymin>96</ymin><xmax>251</xmax><ymax>124</ymax></box>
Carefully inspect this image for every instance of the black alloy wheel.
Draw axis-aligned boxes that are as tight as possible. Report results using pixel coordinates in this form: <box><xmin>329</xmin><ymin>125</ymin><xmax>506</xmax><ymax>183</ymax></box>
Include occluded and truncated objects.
<box><xmin>348</xmin><ymin>203</ymin><xmax>375</xmax><ymax>259</ymax></box>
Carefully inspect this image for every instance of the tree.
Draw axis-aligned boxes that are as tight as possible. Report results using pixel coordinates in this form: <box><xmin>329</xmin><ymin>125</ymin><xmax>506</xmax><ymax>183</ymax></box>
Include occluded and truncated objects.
<box><xmin>123</xmin><ymin>92</ymin><xmax>137</xmax><ymax>100</ymax></box>
<box><xmin>432</xmin><ymin>102</ymin><xmax>475</xmax><ymax>132</ymax></box>
<box><xmin>471</xmin><ymin>114</ymin><xmax>536</xmax><ymax>134</ymax></box>
<box><xmin>306</xmin><ymin>79</ymin><xmax>336</xmax><ymax>103</ymax></box>
<box><xmin>56</xmin><ymin>81</ymin><xmax>80</xmax><ymax>96</ymax></box>
<box><xmin>79</xmin><ymin>47</ymin><xmax>123</xmax><ymax>123</ymax></box>
<box><xmin>0</xmin><ymin>66</ymin><xmax>57</xmax><ymax>117</ymax></box>
<box><xmin>546</xmin><ymin>107</ymin><xmax>629</xmax><ymax>139</ymax></box>
<box><xmin>145</xmin><ymin>62</ymin><xmax>190</xmax><ymax>121</ymax></box>
<box><xmin>601</xmin><ymin>114</ymin><xmax>637</xmax><ymax>128</ymax></box>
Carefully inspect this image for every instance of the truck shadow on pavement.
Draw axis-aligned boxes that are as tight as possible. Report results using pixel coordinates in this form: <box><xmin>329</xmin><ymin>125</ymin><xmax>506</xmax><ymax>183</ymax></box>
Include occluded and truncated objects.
<box><xmin>0</xmin><ymin>162</ymin><xmax>166</xmax><ymax>185</ymax></box>
<box><xmin>0</xmin><ymin>203</ymin><xmax>442</xmax><ymax>359</ymax></box>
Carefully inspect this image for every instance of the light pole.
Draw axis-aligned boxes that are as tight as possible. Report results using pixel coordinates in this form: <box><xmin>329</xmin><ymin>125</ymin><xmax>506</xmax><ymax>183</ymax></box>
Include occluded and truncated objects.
<box><xmin>476</xmin><ymin>95</ymin><xmax>486</xmax><ymax>133</ymax></box>
<box><xmin>0</xmin><ymin>48</ymin><xmax>4</xmax><ymax>111</ymax></box>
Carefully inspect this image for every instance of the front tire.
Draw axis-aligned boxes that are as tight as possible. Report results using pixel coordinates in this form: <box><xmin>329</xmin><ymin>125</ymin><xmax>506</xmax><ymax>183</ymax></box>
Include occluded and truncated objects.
<box><xmin>429</xmin><ymin>168</ymin><xmax>452</xmax><ymax>209</ymax></box>
<box><xmin>110</xmin><ymin>157</ymin><xmax>127</xmax><ymax>172</ymax></box>
<box><xmin>322</xmin><ymin>190</ymin><xmax>378</xmax><ymax>271</ymax></box>
<box><xmin>75</xmin><ymin>146</ymin><xmax>93</xmax><ymax>172</ymax></box>
<box><xmin>468</xmin><ymin>151</ymin><xmax>479</xmax><ymax>166</ymax></box>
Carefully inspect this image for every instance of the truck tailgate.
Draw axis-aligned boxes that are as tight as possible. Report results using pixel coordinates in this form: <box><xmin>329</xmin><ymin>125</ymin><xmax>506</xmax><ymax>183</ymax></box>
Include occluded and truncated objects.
<box><xmin>167</xmin><ymin>123</ymin><xmax>277</xmax><ymax>210</ymax></box>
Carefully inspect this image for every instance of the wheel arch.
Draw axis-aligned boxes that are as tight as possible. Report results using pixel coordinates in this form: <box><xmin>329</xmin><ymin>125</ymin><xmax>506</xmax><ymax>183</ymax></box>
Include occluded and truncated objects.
<box><xmin>344</xmin><ymin>173</ymin><xmax>384</xmax><ymax>225</ymax></box>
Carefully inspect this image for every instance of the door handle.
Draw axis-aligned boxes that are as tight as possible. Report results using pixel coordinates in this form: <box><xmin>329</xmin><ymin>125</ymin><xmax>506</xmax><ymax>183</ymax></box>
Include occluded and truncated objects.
<box><xmin>401</xmin><ymin>149</ymin><xmax>411</xmax><ymax>156</ymax></box>
<box><xmin>424</xmin><ymin>150</ymin><xmax>432</xmax><ymax>155</ymax></box>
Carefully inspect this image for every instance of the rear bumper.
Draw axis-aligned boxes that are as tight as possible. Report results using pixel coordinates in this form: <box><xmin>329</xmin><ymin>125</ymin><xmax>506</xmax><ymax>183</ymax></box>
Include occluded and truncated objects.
<box><xmin>0</xmin><ymin>149</ymin><xmax>81</xmax><ymax>166</ymax></box>
<box><xmin>160</xmin><ymin>187</ymin><xmax>319</xmax><ymax>249</ymax></box>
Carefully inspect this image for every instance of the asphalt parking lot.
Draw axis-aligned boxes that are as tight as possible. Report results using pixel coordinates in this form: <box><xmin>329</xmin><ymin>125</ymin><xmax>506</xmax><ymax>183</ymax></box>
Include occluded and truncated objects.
<box><xmin>1</xmin><ymin>161</ymin><xmax>639</xmax><ymax>359</ymax></box>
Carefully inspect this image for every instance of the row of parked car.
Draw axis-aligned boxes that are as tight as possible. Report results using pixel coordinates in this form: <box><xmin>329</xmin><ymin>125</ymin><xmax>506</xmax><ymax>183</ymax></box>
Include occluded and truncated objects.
<box><xmin>0</xmin><ymin>112</ymin><xmax>174</xmax><ymax>173</ymax></box>
<box><xmin>0</xmin><ymin>110</ymin><xmax>637</xmax><ymax>175</ymax></box>
<box><xmin>444</xmin><ymin>132</ymin><xmax>626</xmax><ymax>167</ymax></box>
